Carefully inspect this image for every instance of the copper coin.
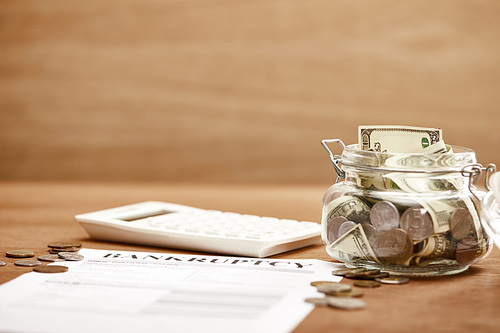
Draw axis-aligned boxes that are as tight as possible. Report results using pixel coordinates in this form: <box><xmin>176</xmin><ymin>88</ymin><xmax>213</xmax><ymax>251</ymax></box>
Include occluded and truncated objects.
<box><xmin>327</xmin><ymin>216</ymin><xmax>348</xmax><ymax>242</ymax></box>
<box><xmin>400</xmin><ymin>207</ymin><xmax>434</xmax><ymax>241</ymax></box>
<box><xmin>14</xmin><ymin>260</ymin><xmax>42</xmax><ymax>267</ymax></box>
<box><xmin>376</xmin><ymin>228</ymin><xmax>413</xmax><ymax>264</ymax></box>
<box><xmin>33</xmin><ymin>265</ymin><xmax>69</xmax><ymax>273</ymax></box>
<box><xmin>353</xmin><ymin>280</ymin><xmax>381</xmax><ymax>288</ymax></box>
<box><xmin>6</xmin><ymin>250</ymin><xmax>35</xmax><ymax>258</ymax></box>
<box><xmin>449</xmin><ymin>208</ymin><xmax>473</xmax><ymax>240</ymax></box>
<box><xmin>456</xmin><ymin>236</ymin><xmax>480</xmax><ymax>265</ymax></box>
<box><xmin>47</xmin><ymin>242</ymin><xmax>73</xmax><ymax>249</ymax></box>
<box><xmin>370</xmin><ymin>201</ymin><xmax>400</xmax><ymax>231</ymax></box>
<box><xmin>50</xmin><ymin>247</ymin><xmax>80</xmax><ymax>253</ymax></box>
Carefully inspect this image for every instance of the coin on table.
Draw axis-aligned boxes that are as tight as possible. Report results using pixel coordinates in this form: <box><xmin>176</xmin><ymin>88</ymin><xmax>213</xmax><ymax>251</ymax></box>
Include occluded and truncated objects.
<box><xmin>449</xmin><ymin>208</ymin><xmax>473</xmax><ymax>240</ymax></box>
<box><xmin>316</xmin><ymin>283</ymin><xmax>352</xmax><ymax>294</ymax></box>
<box><xmin>304</xmin><ymin>297</ymin><xmax>330</xmax><ymax>306</ymax></box>
<box><xmin>38</xmin><ymin>254</ymin><xmax>66</xmax><ymax>262</ymax></box>
<box><xmin>353</xmin><ymin>280</ymin><xmax>381</xmax><ymax>288</ymax></box>
<box><xmin>58</xmin><ymin>252</ymin><xmax>84</xmax><ymax>261</ymax></box>
<box><xmin>400</xmin><ymin>206</ymin><xmax>434</xmax><ymax>242</ymax></box>
<box><xmin>14</xmin><ymin>260</ymin><xmax>42</xmax><ymax>267</ymax></box>
<box><xmin>33</xmin><ymin>265</ymin><xmax>69</xmax><ymax>273</ymax></box>
<box><xmin>0</xmin><ymin>261</ymin><xmax>6</xmax><ymax>266</ymax></box>
<box><xmin>370</xmin><ymin>201</ymin><xmax>400</xmax><ymax>231</ymax></box>
<box><xmin>332</xmin><ymin>267</ymin><xmax>367</xmax><ymax>276</ymax></box>
<box><xmin>326</xmin><ymin>296</ymin><xmax>367</xmax><ymax>310</ymax></box>
<box><xmin>47</xmin><ymin>242</ymin><xmax>73</xmax><ymax>249</ymax></box>
<box><xmin>375</xmin><ymin>276</ymin><xmax>410</xmax><ymax>285</ymax></box>
<box><xmin>6</xmin><ymin>250</ymin><xmax>35</xmax><ymax>258</ymax></box>
<box><xmin>344</xmin><ymin>269</ymin><xmax>381</xmax><ymax>279</ymax></box>
<box><xmin>330</xmin><ymin>289</ymin><xmax>364</xmax><ymax>298</ymax></box>
<box><xmin>50</xmin><ymin>247</ymin><xmax>80</xmax><ymax>253</ymax></box>
<box><xmin>311</xmin><ymin>281</ymin><xmax>341</xmax><ymax>286</ymax></box>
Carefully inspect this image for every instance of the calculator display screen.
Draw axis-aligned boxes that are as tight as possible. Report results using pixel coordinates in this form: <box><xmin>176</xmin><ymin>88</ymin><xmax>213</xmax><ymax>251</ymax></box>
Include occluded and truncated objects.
<box><xmin>118</xmin><ymin>210</ymin><xmax>174</xmax><ymax>222</ymax></box>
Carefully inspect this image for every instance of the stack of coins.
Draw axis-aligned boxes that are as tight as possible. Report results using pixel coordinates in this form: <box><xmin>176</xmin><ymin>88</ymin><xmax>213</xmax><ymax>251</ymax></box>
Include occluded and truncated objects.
<box><xmin>2</xmin><ymin>241</ymin><xmax>84</xmax><ymax>273</ymax></box>
<box><xmin>305</xmin><ymin>268</ymin><xmax>410</xmax><ymax>310</ymax></box>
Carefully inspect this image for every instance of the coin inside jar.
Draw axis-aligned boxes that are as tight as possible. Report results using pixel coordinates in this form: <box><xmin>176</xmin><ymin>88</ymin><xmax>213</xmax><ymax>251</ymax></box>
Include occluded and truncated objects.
<box><xmin>376</xmin><ymin>228</ymin><xmax>413</xmax><ymax>264</ymax></box>
<box><xmin>400</xmin><ymin>206</ymin><xmax>434</xmax><ymax>242</ymax></box>
<box><xmin>327</xmin><ymin>216</ymin><xmax>348</xmax><ymax>242</ymax></box>
<box><xmin>449</xmin><ymin>208</ymin><xmax>473</xmax><ymax>240</ymax></box>
<box><xmin>370</xmin><ymin>201</ymin><xmax>400</xmax><ymax>231</ymax></box>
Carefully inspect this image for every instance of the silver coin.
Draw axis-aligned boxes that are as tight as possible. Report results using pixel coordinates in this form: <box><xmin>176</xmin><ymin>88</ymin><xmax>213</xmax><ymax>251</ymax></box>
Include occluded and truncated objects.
<box><xmin>316</xmin><ymin>283</ymin><xmax>352</xmax><ymax>294</ymax></box>
<box><xmin>304</xmin><ymin>297</ymin><xmax>329</xmax><ymax>306</ymax></box>
<box><xmin>338</xmin><ymin>221</ymin><xmax>357</xmax><ymax>238</ymax></box>
<box><xmin>400</xmin><ymin>207</ymin><xmax>434</xmax><ymax>241</ymax></box>
<box><xmin>38</xmin><ymin>254</ymin><xmax>66</xmax><ymax>262</ymax></box>
<box><xmin>58</xmin><ymin>252</ymin><xmax>84</xmax><ymax>261</ymax></box>
<box><xmin>14</xmin><ymin>260</ymin><xmax>42</xmax><ymax>267</ymax></box>
<box><xmin>327</xmin><ymin>216</ymin><xmax>348</xmax><ymax>242</ymax></box>
<box><xmin>326</xmin><ymin>296</ymin><xmax>367</xmax><ymax>310</ymax></box>
<box><xmin>370</xmin><ymin>201</ymin><xmax>400</xmax><ymax>231</ymax></box>
<box><xmin>375</xmin><ymin>276</ymin><xmax>410</xmax><ymax>285</ymax></box>
<box><xmin>0</xmin><ymin>261</ymin><xmax>6</xmax><ymax>266</ymax></box>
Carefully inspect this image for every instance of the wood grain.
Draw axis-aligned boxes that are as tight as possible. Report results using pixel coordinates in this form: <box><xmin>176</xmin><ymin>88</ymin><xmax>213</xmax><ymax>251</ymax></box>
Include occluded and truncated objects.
<box><xmin>1</xmin><ymin>1</ymin><xmax>499</xmax><ymax>183</ymax></box>
<box><xmin>1</xmin><ymin>181</ymin><xmax>500</xmax><ymax>333</ymax></box>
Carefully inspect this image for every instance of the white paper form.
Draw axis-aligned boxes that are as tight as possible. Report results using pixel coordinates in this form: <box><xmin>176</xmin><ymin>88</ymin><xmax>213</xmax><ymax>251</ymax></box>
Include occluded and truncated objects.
<box><xmin>0</xmin><ymin>249</ymin><xmax>344</xmax><ymax>333</ymax></box>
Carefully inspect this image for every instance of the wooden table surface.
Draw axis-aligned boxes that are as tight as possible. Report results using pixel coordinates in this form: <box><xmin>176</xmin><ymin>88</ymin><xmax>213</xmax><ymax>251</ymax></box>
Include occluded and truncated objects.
<box><xmin>1</xmin><ymin>181</ymin><xmax>500</xmax><ymax>332</ymax></box>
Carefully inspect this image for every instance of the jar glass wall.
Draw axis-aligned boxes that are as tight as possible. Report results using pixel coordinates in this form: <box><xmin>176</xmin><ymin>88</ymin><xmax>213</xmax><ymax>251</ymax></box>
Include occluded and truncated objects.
<box><xmin>321</xmin><ymin>142</ymin><xmax>492</xmax><ymax>276</ymax></box>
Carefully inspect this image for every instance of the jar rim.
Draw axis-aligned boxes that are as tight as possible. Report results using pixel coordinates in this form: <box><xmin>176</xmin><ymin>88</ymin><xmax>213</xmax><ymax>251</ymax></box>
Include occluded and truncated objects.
<box><xmin>341</xmin><ymin>144</ymin><xmax>477</xmax><ymax>173</ymax></box>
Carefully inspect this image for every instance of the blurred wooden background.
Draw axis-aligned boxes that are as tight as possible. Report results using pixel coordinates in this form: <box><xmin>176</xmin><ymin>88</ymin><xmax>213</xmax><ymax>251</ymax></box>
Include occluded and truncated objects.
<box><xmin>1</xmin><ymin>0</ymin><xmax>499</xmax><ymax>184</ymax></box>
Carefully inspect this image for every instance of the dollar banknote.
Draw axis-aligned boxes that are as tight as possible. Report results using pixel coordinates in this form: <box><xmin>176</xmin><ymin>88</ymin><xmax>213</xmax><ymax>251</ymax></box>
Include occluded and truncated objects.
<box><xmin>358</xmin><ymin>125</ymin><xmax>443</xmax><ymax>153</ymax></box>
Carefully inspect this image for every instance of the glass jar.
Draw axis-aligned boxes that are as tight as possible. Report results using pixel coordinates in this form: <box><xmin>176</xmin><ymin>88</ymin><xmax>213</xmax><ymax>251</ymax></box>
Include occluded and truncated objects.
<box><xmin>320</xmin><ymin>139</ymin><xmax>496</xmax><ymax>276</ymax></box>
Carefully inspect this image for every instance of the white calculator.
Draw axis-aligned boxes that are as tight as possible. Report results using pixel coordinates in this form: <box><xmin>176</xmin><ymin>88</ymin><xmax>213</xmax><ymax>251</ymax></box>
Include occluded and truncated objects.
<box><xmin>75</xmin><ymin>201</ymin><xmax>321</xmax><ymax>258</ymax></box>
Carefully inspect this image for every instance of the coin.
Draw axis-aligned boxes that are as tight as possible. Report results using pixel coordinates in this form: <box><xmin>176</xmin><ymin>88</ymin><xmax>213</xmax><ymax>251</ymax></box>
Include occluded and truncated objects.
<box><xmin>304</xmin><ymin>297</ymin><xmax>329</xmax><ymax>306</ymax></box>
<box><xmin>400</xmin><ymin>206</ymin><xmax>434</xmax><ymax>241</ymax></box>
<box><xmin>370</xmin><ymin>201</ymin><xmax>400</xmax><ymax>231</ymax></box>
<box><xmin>14</xmin><ymin>260</ymin><xmax>42</xmax><ymax>267</ymax></box>
<box><xmin>376</xmin><ymin>228</ymin><xmax>413</xmax><ymax>264</ymax></box>
<box><xmin>315</xmin><ymin>283</ymin><xmax>352</xmax><ymax>294</ymax></box>
<box><xmin>330</xmin><ymin>289</ymin><xmax>364</xmax><ymax>298</ymax></box>
<box><xmin>0</xmin><ymin>261</ymin><xmax>6</xmax><ymax>266</ymax></box>
<box><xmin>449</xmin><ymin>208</ymin><xmax>473</xmax><ymax>240</ymax></box>
<box><xmin>344</xmin><ymin>269</ymin><xmax>381</xmax><ymax>279</ymax></box>
<box><xmin>311</xmin><ymin>281</ymin><xmax>339</xmax><ymax>286</ymax></box>
<box><xmin>455</xmin><ymin>236</ymin><xmax>480</xmax><ymax>265</ymax></box>
<box><xmin>338</xmin><ymin>221</ymin><xmax>357</xmax><ymax>238</ymax></box>
<box><xmin>332</xmin><ymin>267</ymin><xmax>366</xmax><ymax>276</ymax></box>
<box><xmin>327</xmin><ymin>216</ymin><xmax>348</xmax><ymax>242</ymax></box>
<box><xmin>33</xmin><ymin>265</ymin><xmax>69</xmax><ymax>273</ymax></box>
<box><xmin>49</xmin><ymin>247</ymin><xmax>80</xmax><ymax>253</ymax></box>
<box><xmin>326</xmin><ymin>296</ymin><xmax>366</xmax><ymax>310</ymax></box>
<box><xmin>375</xmin><ymin>276</ymin><xmax>410</xmax><ymax>285</ymax></box>
<box><xmin>47</xmin><ymin>242</ymin><xmax>73</xmax><ymax>249</ymax></box>
<box><xmin>353</xmin><ymin>280</ymin><xmax>381</xmax><ymax>288</ymax></box>
<box><xmin>6</xmin><ymin>250</ymin><xmax>35</xmax><ymax>258</ymax></box>
<box><xmin>38</xmin><ymin>254</ymin><xmax>66</xmax><ymax>262</ymax></box>
<box><xmin>58</xmin><ymin>252</ymin><xmax>84</xmax><ymax>261</ymax></box>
